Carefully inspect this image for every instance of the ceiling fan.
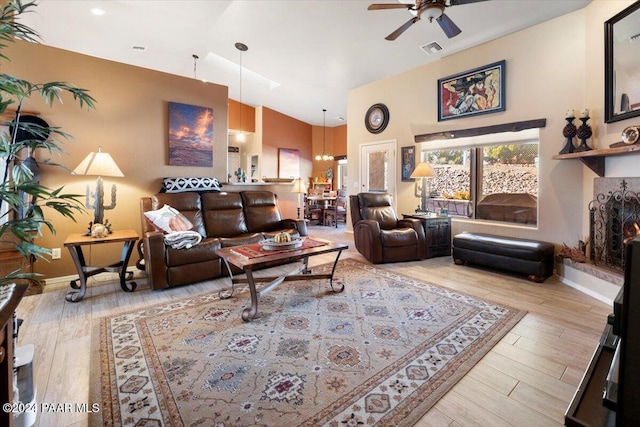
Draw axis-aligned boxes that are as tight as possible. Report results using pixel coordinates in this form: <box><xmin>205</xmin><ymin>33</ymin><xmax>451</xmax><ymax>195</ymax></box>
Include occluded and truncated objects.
<box><xmin>368</xmin><ymin>0</ymin><xmax>489</xmax><ymax>41</ymax></box>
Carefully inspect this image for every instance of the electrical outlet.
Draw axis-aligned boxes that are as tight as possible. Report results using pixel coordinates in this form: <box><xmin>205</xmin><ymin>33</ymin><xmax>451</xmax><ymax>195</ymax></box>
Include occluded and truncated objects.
<box><xmin>51</xmin><ymin>248</ymin><xmax>61</xmax><ymax>260</ymax></box>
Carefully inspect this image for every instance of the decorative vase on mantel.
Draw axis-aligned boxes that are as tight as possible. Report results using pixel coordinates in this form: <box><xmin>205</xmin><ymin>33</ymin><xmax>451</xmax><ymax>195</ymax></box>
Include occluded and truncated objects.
<box><xmin>560</xmin><ymin>115</ymin><xmax>577</xmax><ymax>154</ymax></box>
<box><xmin>575</xmin><ymin>117</ymin><xmax>593</xmax><ymax>152</ymax></box>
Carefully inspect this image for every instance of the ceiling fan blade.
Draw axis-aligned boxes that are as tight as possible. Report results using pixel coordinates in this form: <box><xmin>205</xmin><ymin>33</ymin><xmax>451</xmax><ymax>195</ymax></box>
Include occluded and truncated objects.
<box><xmin>385</xmin><ymin>16</ymin><xmax>420</xmax><ymax>41</ymax></box>
<box><xmin>368</xmin><ymin>3</ymin><xmax>414</xmax><ymax>11</ymax></box>
<box><xmin>436</xmin><ymin>13</ymin><xmax>461</xmax><ymax>38</ymax></box>
<box><xmin>450</xmin><ymin>0</ymin><xmax>490</xmax><ymax>5</ymax></box>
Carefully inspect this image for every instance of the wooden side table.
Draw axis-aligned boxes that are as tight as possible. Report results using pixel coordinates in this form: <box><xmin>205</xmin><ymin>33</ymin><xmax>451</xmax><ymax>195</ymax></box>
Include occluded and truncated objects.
<box><xmin>403</xmin><ymin>213</ymin><xmax>452</xmax><ymax>258</ymax></box>
<box><xmin>63</xmin><ymin>229</ymin><xmax>139</xmax><ymax>302</ymax></box>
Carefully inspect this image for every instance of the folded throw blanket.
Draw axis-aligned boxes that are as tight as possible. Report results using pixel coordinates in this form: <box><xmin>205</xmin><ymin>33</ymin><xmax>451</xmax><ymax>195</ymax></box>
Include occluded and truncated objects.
<box><xmin>164</xmin><ymin>231</ymin><xmax>203</xmax><ymax>249</ymax></box>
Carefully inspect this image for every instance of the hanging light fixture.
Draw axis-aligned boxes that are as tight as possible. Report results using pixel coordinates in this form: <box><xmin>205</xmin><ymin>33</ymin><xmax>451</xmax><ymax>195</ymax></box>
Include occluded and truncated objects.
<box><xmin>192</xmin><ymin>54</ymin><xmax>205</xmax><ymax>82</ymax></box>
<box><xmin>235</xmin><ymin>42</ymin><xmax>248</xmax><ymax>143</ymax></box>
<box><xmin>315</xmin><ymin>109</ymin><xmax>333</xmax><ymax>161</ymax></box>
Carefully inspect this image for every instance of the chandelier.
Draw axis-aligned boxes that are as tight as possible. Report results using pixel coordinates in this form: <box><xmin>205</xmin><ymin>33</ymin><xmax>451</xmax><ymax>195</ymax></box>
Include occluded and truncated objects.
<box><xmin>315</xmin><ymin>108</ymin><xmax>333</xmax><ymax>161</ymax></box>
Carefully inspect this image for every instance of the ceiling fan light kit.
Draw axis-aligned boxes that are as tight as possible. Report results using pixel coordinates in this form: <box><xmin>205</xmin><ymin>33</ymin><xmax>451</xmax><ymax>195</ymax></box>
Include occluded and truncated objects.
<box><xmin>368</xmin><ymin>0</ymin><xmax>488</xmax><ymax>40</ymax></box>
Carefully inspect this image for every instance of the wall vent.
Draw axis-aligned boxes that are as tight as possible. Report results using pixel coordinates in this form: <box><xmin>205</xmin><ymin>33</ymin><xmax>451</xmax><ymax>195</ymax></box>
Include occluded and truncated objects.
<box><xmin>421</xmin><ymin>41</ymin><xmax>442</xmax><ymax>55</ymax></box>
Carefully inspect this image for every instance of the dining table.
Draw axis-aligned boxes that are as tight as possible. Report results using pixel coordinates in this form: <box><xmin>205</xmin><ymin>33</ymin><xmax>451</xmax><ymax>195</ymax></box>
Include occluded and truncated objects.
<box><xmin>306</xmin><ymin>195</ymin><xmax>337</xmax><ymax>225</ymax></box>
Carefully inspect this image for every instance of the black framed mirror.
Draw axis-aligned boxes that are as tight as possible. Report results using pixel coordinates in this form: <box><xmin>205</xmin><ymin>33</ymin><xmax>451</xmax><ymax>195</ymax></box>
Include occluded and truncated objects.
<box><xmin>605</xmin><ymin>1</ymin><xmax>640</xmax><ymax>123</ymax></box>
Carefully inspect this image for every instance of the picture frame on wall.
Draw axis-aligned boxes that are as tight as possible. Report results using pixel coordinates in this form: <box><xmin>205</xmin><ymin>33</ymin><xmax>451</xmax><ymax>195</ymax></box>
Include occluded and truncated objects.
<box><xmin>401</xmin><ymin>146</ymin><xmax>415</xmax><ymax>182</ymax></box>
<box><xmin>168</xmin><ymin>102</ymin><xmax>214</xmax><ymax>166</ymax></box>
<box><xmin>437</xmin><ymin>60</ymin><xmax>505</xmax><ymax>122</ymax></box>
<box><xmin>278</xmin><ymin>148</ymin><xmax>300</xmax><ymax>179</ymax></box>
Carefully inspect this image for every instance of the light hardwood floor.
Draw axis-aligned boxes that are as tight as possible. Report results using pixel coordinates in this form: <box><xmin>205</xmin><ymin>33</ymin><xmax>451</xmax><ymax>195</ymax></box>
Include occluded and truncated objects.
<box><xmin>14</xmin><ymin>226</ymin><xmax>609</xmax><ymax>426</ymax></box>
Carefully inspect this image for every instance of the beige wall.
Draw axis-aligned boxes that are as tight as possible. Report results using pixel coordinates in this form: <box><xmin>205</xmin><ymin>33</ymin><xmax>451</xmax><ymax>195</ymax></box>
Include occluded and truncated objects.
<box><xmin>347</xmin><ymin>0</ymin><xmax>638</xmax><ymax>247</ymax></box>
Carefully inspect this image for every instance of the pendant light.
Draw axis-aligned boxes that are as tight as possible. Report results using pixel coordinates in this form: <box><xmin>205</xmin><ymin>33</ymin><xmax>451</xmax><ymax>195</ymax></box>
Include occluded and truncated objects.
<box><xmin>315</xmin><ymin>109</ymin><xmax>333</xmax><ymax>161</ymax></box>
<box><xmin>192</xmin><ymin>54</ymin><xmax>205</xmax><ymax>82</ymax></box>
<box><xmin>235</xmin><ymin>42</ymin><xmax>248</xmax><ymax>143</ymax></box>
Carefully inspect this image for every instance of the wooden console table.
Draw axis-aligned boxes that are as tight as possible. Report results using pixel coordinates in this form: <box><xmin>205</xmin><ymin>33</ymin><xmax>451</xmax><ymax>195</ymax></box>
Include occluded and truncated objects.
<box><xmin>64</xmin><ymin>230</ymin><xmax>139</xmax><ymax>302</ymax></box>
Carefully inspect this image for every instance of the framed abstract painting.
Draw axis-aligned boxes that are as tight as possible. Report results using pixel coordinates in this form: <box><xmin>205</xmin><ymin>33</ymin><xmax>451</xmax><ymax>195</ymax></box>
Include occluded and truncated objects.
<box><xmin>438</xmin><ymin>60</ymin><xmax>505</xmax><ymax>122</ymax></box>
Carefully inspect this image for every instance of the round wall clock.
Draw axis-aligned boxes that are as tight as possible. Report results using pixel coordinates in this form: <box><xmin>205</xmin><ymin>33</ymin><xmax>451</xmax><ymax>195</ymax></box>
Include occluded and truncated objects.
<box><xmin>621</xmin><ymin>125</ymin><xmax>640</xmax><ymax>145</ymax></box>
<box><xmin>365</xmin><ymin>103</ymin><xmax>389</xmax><ymax>134</ymax></box>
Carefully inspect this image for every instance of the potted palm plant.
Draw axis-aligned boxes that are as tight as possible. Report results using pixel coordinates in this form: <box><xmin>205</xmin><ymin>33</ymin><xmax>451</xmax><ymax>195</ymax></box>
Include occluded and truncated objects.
<box><xmin>0</xmin><ymin>0</ymin><xmax>96</xmax><ymax>286</ymax></box>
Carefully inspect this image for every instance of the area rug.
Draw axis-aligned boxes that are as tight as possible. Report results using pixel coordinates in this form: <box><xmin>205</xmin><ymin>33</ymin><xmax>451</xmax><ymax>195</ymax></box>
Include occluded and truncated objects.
<box><xmin>92</xmin><ymin>259</ymin><xmax>525</xmax><ymax>426</ymax></box>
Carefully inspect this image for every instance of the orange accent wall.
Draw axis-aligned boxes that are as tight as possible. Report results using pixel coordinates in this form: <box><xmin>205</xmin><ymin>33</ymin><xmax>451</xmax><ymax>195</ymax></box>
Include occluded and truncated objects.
<box><xmin>261</xmin><ymin>107</ymin><xmax>312</xmax><ymax>179</ymax></box>
<box><xmin>334</xmin><ymin>124</ymin><xmax>347</xmax><ymax>157</ymax></box>
<box><xmin>228</xmin><ymin>99</ymin><xmax>255</xmax><ymax>132</ymax></box>
<box><xmin>311</xmin><ymin>124</ymin><xmax>347</xmax><ymax>181</ymax></box>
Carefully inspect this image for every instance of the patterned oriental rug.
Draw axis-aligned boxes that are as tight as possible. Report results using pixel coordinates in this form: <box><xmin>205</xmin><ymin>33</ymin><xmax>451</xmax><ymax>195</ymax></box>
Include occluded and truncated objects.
<box><xmin>92</xmin><ymin>259</ymin><xmax>525</xmax><ymax>426</ymax></box>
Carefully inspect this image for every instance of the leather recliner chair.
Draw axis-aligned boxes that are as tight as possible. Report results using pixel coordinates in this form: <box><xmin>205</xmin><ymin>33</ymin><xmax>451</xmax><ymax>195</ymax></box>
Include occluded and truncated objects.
<box><xmin>349</xmin><ymin>192</ymin><xmax>425</xmax><ymax>264</ymax></box>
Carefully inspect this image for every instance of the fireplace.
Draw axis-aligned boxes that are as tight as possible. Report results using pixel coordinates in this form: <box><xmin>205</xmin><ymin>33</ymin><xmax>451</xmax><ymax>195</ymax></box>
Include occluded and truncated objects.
<box><xmin>589</xmin><ymin>179</ymin><xmax>640</xmax><ymax>271</ymax></box>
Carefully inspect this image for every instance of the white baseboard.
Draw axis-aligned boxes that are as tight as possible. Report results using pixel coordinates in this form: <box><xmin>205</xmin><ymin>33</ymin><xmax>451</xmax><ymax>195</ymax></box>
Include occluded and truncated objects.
<box><xmin>555</xmin><ymin>262</ymin><xmax>621</xmax><ymax>306</ymax></box>
<box><xmin>43</xmin><ymin>268</ymin><xmax>140</xmax><ymax>292</ymax></box>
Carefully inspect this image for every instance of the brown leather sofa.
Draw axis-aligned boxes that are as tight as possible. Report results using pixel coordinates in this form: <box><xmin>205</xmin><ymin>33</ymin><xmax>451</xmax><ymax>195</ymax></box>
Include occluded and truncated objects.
<box><xmin>349</xmin><ymin>192</ymin><xmax>425</xmax><ymax>264</ymax></box>
<box><xmin>140</xmin><ymin>190</ymin><xmax>308</xmax><ymax>290</ymax></box>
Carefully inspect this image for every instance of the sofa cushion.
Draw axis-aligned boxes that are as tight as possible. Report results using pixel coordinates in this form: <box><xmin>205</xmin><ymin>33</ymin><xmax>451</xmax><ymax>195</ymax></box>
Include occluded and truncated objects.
<box><xmin>201</xmin><ymin>192</ymin><xmax>249</xmax><ymax>238</ymax></box>
<box><xmin>381</xmin><ymin>228</ymin><xmax>418</xmax><ymax>247</ymax></box>
<box><xmin>218</xmin><ymin>233</ymin><xmax>264</xmax><ymax>248</ymax></box>
<box><xmin>165</xmin><ymin>237</ymin><xmax>220</xmax><ymax>267</ymax></box>
<box><xmin>161</xmin><ymin>177</ymin><xmax>221</xmax><ymax>193</ymax></box>
<box><xmin>241</xmin><ymin>191</ymin><xmax>282</xmax><ymax>232</ymax></box>
<box><xmin>358</xmin><ymin>193</ymin><xmax>399</xmax><ymax>230</ymax></box>
<box><xmin>151</xmin><ymin>192</ymin><xmax>206</xmax><ymax>236</ymax></box>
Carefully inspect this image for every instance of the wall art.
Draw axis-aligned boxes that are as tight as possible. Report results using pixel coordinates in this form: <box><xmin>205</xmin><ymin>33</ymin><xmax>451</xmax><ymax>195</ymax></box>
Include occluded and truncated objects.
<box><xmin>401</xmin><ymin>146</ymin><xmax>415</xmax><ymax>182</ymax></box>
<box><xmin>168</xmin><ymin>101</ymin><xmax>214</xmax><ymax>167</ymax></box>
<box><xmin>438</xmin><ymin>60</ymin><xmax>505</xmax><ymax>122</ymax></box>
<box><xmin>278</xmin><ymin>148</ymin><xmax>300</xmax><ymax>179</ymax></box>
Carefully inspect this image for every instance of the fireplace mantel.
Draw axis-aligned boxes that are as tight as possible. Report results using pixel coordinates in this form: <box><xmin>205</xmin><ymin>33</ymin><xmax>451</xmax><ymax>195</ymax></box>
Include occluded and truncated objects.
<box><xmin>552</xmin><ymin>144</ymin><xmax>640</xmax><ymax>176</ymax></box>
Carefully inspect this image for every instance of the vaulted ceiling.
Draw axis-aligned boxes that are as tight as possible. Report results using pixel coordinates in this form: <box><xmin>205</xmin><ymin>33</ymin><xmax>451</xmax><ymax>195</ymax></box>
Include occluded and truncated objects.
<box><xmin>22</xmin><ymin>0</ymin><xmax>592</xmax><ymax>126</ymax></box>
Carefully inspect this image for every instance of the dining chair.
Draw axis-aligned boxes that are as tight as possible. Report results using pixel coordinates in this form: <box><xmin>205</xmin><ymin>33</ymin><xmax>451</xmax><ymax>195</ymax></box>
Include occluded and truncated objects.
<box><xmin>324</xmin><ymin>189</ymin><xmax>347</xmax><ymax>227</ymax></box>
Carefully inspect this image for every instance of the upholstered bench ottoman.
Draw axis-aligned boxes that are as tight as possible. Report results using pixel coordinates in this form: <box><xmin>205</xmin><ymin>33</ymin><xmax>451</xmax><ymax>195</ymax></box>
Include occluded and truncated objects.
<box><xmin>452</xmin><ymin>232</ymin><xmax>554</xmax><ymax>283</ymax></box>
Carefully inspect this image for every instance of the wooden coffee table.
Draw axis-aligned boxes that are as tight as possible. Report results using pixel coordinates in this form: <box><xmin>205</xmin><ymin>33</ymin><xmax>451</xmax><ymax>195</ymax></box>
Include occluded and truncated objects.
<box><xmin>215</xmin><ymin>237</ymin><xmax>348</xmax><ymax>321</ymax></box>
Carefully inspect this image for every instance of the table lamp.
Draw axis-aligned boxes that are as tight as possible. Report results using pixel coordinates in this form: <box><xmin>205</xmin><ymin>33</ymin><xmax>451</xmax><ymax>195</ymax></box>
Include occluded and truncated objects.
<box><xmin>72</xmin><ymin>146</ymin><xmax>124</xmax><ymax>226</ymax></box>
<box><xmin>410</xmin><ymin>162</ymin><xmax>435</xmax><ymax>213</ymax></box>
<box><xmin>291</xmin><ymin>178</ymin><xmax>306</xmax><ymax>219</ymax></box>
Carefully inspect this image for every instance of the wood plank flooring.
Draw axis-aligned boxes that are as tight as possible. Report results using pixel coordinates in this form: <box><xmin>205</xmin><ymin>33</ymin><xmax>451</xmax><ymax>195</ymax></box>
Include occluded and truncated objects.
<box><xmin>14</xmin><ymin>226</ymin><xmax>610</xmax><ymax>426</ymax></box>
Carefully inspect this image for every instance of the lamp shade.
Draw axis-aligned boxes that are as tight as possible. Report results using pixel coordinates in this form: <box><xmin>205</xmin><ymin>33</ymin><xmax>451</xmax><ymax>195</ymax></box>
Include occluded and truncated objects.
<box><xmin>291</xmin><ymin>178</ymin><xmax>306</xmax><ymax>193</ymax></box>
<box><xmin>72</xmin><ymin>148</ymin><xmax>124</xmax><ymax>177</ymax></box>
<box><xmin>410</xmin><ymin>162</ymin><xmax>434</xmax><ymax>179</ymax></box>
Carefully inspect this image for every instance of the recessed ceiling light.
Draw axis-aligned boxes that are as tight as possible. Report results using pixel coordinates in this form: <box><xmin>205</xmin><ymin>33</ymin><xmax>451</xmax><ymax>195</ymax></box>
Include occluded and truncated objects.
<box><xmin>336</xmin><ymin>116</ymin><xmax>345</xmax><ymax>121</ymax></box>
<box><xmin>91</xmin><ymin>8</ymin><xmax>106</xmax><ymax>16</ymax></box>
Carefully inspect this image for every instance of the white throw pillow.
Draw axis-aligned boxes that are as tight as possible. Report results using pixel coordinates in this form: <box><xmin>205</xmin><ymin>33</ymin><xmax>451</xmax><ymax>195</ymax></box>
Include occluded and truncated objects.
<box><xmin>144</xmin><ymin>204</ymin><xmax>193</xmax><ymax>233</ymax></box>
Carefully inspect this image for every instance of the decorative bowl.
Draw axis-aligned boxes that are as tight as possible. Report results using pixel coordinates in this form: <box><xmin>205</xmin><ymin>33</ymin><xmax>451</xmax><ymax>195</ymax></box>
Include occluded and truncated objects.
<box><xmin>259</xmin><ymin>237</ymin><xmax>304</xmax><ymax>251</ymax></box>
<box><xmin>262</xmin><ymin>178</ymin><xmax>295</xmax><ymax>183</ymax></box>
